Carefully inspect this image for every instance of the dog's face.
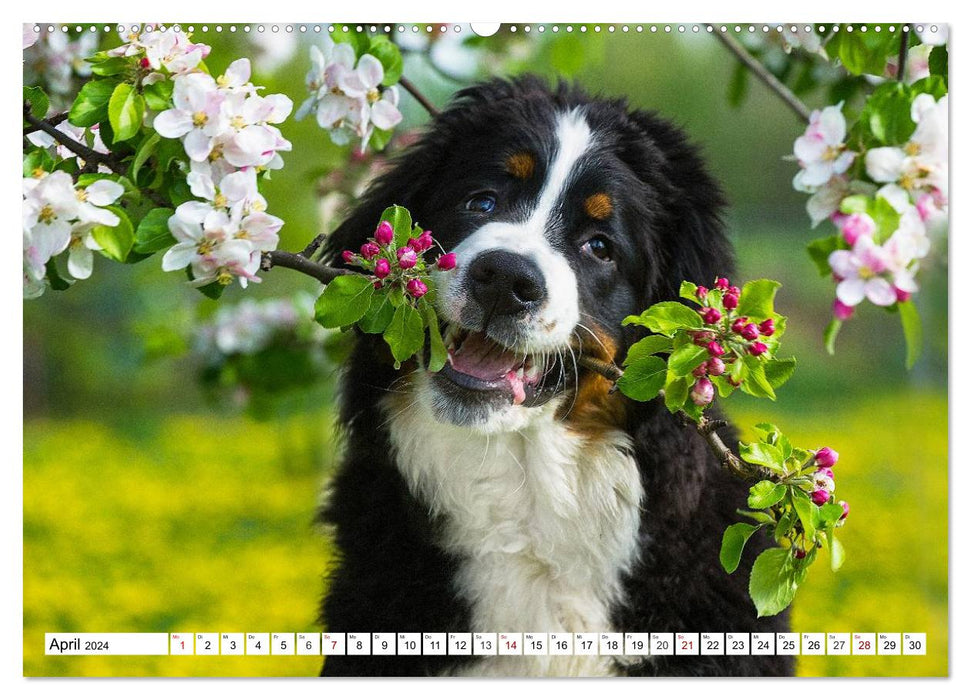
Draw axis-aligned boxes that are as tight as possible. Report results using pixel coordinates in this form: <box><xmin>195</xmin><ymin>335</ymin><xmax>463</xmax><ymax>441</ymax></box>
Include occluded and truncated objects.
<box><xmin>328</xmin><ymin>78</ymin><xmax>730</xmax><ymax>432</ymax></box>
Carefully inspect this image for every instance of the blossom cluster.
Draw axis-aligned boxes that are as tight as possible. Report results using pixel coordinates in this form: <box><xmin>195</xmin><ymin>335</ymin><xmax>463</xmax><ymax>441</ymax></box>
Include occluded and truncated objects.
<box><xmin>792</xmin><ymin>94</ymin><xmax>947</xmax><ymax>320</ymax></box>
<box><xmin>340</xmin><ymin>220</ymin><xmax>456</xmax><ymax>299</ymax></box>
<box><xmin>23</xmin><ymin>26</ymin><xmax>98</xmax><ymax>101</ymax></box>
<box><xmin>295</xmin><ymin>38</ymin><xmax>403</xmax><ymax>150</ymax></box>
<box><xmin>22</xmin><ymin>171</ymin><xmax>123</xmax><ymax>297</ymax></box>
<box><xmin>688</xmin><ymin>277</ymin><xmax>776</xmax><ymax>406</ymax></box>
<box><xmin>103</xmin><ymin>26</ymin><xmax>293</xmax><ymax>288</ymax></box>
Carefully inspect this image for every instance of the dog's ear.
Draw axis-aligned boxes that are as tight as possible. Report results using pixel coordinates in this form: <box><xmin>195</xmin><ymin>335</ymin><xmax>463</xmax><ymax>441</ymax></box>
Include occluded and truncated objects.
<box><xmin>322</xmin><ymin>135</ymin><xmax>444</xmax><ymax>265</ymax></box>
<box><xmin>624</xmin><ymin>109</ymin><xmax>734</xmax><ymax>301</ymax></box>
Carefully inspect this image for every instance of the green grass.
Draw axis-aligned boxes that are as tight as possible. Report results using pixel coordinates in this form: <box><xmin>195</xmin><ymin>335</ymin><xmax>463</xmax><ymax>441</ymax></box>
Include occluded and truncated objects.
<box><xmin>23</xmin><ymin>392</ymin><xmax>947</xmax><ymax>677</ymax></box>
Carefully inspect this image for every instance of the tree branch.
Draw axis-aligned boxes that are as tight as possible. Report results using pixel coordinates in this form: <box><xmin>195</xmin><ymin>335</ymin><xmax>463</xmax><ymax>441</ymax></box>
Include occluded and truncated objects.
<box><xmin>896</xmin><ymin>25</ymin><xmax>912</xmax><ymax>82</ymax></box>
<box><xmin>260</xmin><ymin>249</ymin><xmax>351</xmax><ymax>285</ymax></box>
<box><xmin>712</xmin><ymin>29</ymin><xmax>812</xmax><ymax>123</ymax></box>
<box><xmin>23</xmin><ymin>110</ymin><xmax>68</xmax><ymax>136</ymax></box>
<box><xmin>398</xmin><ymin>76</ymin><xmax>440</xmax><ymax>117</ymax></box>
<box><xmin>23</xmin><ymin>103</ymin><xmax>123</xmax><ymax>171</ymax></box>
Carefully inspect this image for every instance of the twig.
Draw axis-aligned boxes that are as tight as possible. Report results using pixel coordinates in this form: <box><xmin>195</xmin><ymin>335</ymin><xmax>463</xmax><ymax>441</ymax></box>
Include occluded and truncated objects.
<box><xmin>896</xmin><ymin>24</ymin><xmax>911</xmax><ymax>82</ymax></box>
<box><xmin>23</xmin><ymin>110</ymin><xmax>68</xmax><ymax>136</ymax></box>
<box><xmin>260</xmin><ymin>250</ymin><xmax>351</xmax><ymax>285</ymax></box>
<box><xmin>23</xmin><ymin>103</ymin><xmax>123</xmax><ymax>171</ymax></box>
<box><xmin>712</xmin><ymin>29</ymin><xmax>812</xmax><ymax>122</ymax></box>
<box><xmin>398</xmin><ymin>76</ymin><xmax>440</xmax><ymax>117</ymax></box>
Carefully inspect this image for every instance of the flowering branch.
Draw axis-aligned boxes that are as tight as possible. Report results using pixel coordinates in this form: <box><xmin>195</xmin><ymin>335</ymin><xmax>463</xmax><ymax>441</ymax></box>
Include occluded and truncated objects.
<box><xmin>260</xmin><ymin>249</ymin><xmax>350</xmax><ymax>285</ymax></box>
<box><xmin>712</xmin><ymin>30</ymin><xmax>811</xmax><ymax>122</ymax></box>
<box><xmin>896</xmin><ymin>25</ymin><xmax>911</xmax><ymax>82</ymax></box>
<box><xmin>399</xmin><ymin>76</ymin><xmax>440</xmax><ymax>116</ymax></box>
<box><xmin>23</xmin><ymin>110</ymin><xmax>68</xmax><ymax>137</ymax></box>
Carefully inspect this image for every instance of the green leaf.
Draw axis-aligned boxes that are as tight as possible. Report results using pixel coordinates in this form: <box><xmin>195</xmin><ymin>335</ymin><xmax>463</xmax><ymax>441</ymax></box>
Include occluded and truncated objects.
<box><xmin>828</xmin><ymin>27</ymin><xmax>898</xmax><ymax>76</ymax></box>
<box><xmin>737</xmin><ymin>509</ymin><xmax>776</xmax><ymax>525</ymax></box>
<box><xmin>748</xmin><ymin>481</ymin><xmax>787</xmax><ymax>509</ymax></box>
<box><xmin>663</xmin><ymin>375</ymin><xmax>688</xmax><ymax>413</ymax></box>
<box><xmin>131</xmin><ymin>132</ymin><xmax>161</xmax><ymax>183</ymax></box>
<box><xmin>108</xmin><ymin>83</ymin><xmax>145</xmax><ymax>142</ymax></box>
<box><xmin>45</xmin><ymin>259</ymin><xmax>72</xmax><ymax>291</ymax></box>
<box><xmin>422</xmin><ymin>303</ymin><xmax>447</xmax><ymax>372</ymax></box>
<box><xmin>69</xmin><ymin>78</ymin><xmax>119</xmax><ymax>127</ymax></box>
<box><xmin>740</xmin><ymin>360</ymin><xmax>777</xmax><ymax>400</ymax></box>
<box><xmin>133</xmin><ymin>207</ymin><xmax>176</xmax><ymax>254</ymax></box>
<box><xmin>774</xmin><ymin>507</ymin><xmax>796</xmax><ymax>543</ymax></box>
<box><xmin>827</xmin><ymin>531</ymin><xmax>846</xmax><ymax>572</ymax></box>
<box><xmin>899</xmin><ymin>300</ymin><xmax>922</xmax><ymax>369</ymax></box>
<box><xmin>332</xmin><ymin>27</ymin><xmax>370</xmax><ymax>58</ymax></box>
<box><xmin>23</xmin><ymin>86</ymin><xmax>49</xmax><ymax>119</ymax></box>
<box><xmin>839</xmin><ymin>194</ymin><xmax>869</xmax><ymax>214</ymax></box>
<box><xmin>791</xmin><ymin>489</ymin><xmax>818</xmax><ymax>542</ymax></box>
<box><xmin>143</xmin><ymin>80</ymin><xmax>175</xmax><ymax>111</ymax></box>
<box><xmin>366</xmin><ymin>36</ymin><xmax>403</xmax><ymax>86</ymax></box>
<box><xmin>383</xmin><ymin>304</ymin><xmax>425</xmax><ymax>367</ymax></box>
<box><xmin>314</xmin><ymin>275</ymin><xmax>374</xmax><ymax>328</ymax></box>
<box><xmin>922</xmin><ymin>47</ymin><xmax>947</xmax><ymax>85</ymax></box>
<box><xmin>727</xmin><ymin>62</ymin><xmax>749</xmax><ymax>107</ymax></box>
<box><xmin>763</xmin><ymin>357</ymin><xmax>796</xmax><ymax>389</ymax></box>
<box><xmin>623</xmin><ymin>301</ymin><xmax>702</xmax><ymax>336</ymax></box>
<box><xmin>377</xmin><ymin>205</ymin><xmax>413</xmax><ymax>249</ymax></box>
<box><xmin>869</xmin><ymin>193</ymin><xmax>902</xmax><ymax>244</ymax></box>
<box><xmin>90</xmin><ymin>206</ymin><xmax>134</xmax><ymax>262</ymax></box>
<box><xmin>720</xmin><ymin>523</ymin><xmax>760</xmax><ymax>574</ymax></box>
<box><xmin>749</xmin><ymin>548</ymin><xmax>799</xmax><ymax>617</ymax></box>
<box><xmin>865</xmin><ymin>82</ymin><xmax>917</xmax><ymax>145</ymax></box>
<box><xmin>358</xmin><ymin>293</ymin><xmax>395</xmax><ymax>334</ymax></box>
<box><xmin>668</xmin><ymin>343</ymin><xmax>709</xmax><ymax>377</ymax></box>
<box><xmin>90</xmin><ymin>56</ymin><xmax>130</xmax><ymax>77</ymax></box>
<box><xmin>737</xmin><ymin>279</ymin><xmax>781</xmax><ymax>320</ymax></box>
<box><xmin>23</xmin><ymin>148</ymin><xmax>54</xmax><ymax>176</ymax></box>
<box><xmin>739</xmin><ymin>441</ymin><xmax>785</xmax><ymax>471</ymax></box>
<box><xmin>819</xmin><ymin>502</ymin><xmax>846</xmax><ymax>528</ymax></box>
<box><xmin>616</xmin><ymin>355</ymin><xmax>666</xmax><ymax>401</ymax></box>
<box><xmin>678</xmin><ymin>281</ymin><xmax>698</xmax><ymax>301</ymax></box>
<box><xmin>711</xmin><ymin>374</ymin><xmax>735</xmax><ymax>398</ymax></box>
<box><xmin>824</xmin><ymin>318</ymin><xmax>842</xmax><ymax>356</ymax></box>
<box><xmin>806</xmin><ymin>236</ymin><xmax>841</xmax><ymax>277</ymax></box>
<box><xmin>623</xmin><ymin>335</ymin><xmax>672</xmax><ymax>365</ymax></box>
<box><xmin>369</xmin><ymin>127</ymin><xmax>393</xmax><ymax>152</ymax></box>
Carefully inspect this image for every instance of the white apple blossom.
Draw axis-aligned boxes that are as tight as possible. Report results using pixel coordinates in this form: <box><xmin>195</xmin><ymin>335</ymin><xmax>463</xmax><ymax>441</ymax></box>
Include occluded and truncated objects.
<box><xmin>23</xmin><ymin>27</ymin><xmax>98</xmax><ymax>99</ymax></box>
<box><xmin>793</xmin><ymin>103</ymin><xmax>856</xmax><ymax>192</ymax></box>
<box><xmin>163</xmin><ymin>205</ymin><xmax>260</xmax><ymax>288</ymax></box>
<box><xmin>828</xmin><ymin>236</ymin><xmax>897</xmax><ymax>307</ymax></box>
<box><xmin>154</xmin><ymin>73</ymin><xmax>227</xmax><ymax>161</ymax></box>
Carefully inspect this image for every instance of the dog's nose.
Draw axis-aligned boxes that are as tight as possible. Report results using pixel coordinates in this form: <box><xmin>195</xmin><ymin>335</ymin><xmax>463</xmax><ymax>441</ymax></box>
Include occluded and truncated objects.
<box><xmin>468</xmin><ymin>250</ymin><xmax>547</xmax><ymax>317</ymax></box>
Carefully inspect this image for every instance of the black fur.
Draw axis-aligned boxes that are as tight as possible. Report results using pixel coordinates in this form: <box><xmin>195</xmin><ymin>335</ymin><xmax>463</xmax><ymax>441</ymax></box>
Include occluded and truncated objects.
<box><xmin>318</xmin><ymin>76</ymin><xmax>792</xmax><ymax>677</ymax></box>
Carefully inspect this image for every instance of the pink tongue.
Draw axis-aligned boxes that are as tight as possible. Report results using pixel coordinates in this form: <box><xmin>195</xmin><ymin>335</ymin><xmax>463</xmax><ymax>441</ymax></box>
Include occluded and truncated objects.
<box><xmin>450</xmin><ymin>332</ymin><xmax>521</xmax><ymax>381</ymax></box>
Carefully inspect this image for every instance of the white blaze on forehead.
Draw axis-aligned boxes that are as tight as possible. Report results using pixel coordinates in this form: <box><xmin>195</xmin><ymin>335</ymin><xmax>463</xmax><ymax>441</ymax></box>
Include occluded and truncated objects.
<box><xmin>434</xmin><ymin>109</ymin><xmax>593</xmax><ymax>351</ymax></box>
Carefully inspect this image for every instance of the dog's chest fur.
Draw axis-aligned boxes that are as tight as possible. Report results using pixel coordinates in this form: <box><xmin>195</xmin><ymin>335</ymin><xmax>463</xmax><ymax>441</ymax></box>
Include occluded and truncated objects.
<box><xmin>386</xmin><ymin>395</ymin><xmax>644</xmax><ymax>676</ymax></box>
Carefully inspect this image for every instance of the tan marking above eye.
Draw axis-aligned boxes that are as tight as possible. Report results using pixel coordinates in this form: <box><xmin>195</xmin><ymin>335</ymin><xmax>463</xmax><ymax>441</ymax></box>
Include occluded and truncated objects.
<box><xmin>584</xmin><ymin>193</ymin><xmax>613</xmax><ymax>220</ymax></box>
<box><xmin>505</xmin><ymin>152</ymin><xmax>535</xmax><ymax>180</ymax></box>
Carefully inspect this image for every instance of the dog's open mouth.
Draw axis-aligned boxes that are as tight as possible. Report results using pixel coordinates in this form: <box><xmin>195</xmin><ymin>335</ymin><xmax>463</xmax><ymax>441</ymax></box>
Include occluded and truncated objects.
<box><xmin>439</xmin><ymin>326</ymin><xmax>566</xmax><ymax>406</ymax></box>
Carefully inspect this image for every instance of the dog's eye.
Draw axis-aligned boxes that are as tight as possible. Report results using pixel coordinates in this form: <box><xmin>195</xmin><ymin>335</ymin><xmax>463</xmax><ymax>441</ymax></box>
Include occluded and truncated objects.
<box><xmin>465</xmin><ymin>193</ymin><xmax>497</xmax><ymax>214</ymax></box>
<box><xmin>582</xmin><ymin>236</ymin><xmax>613</xmax><ymax>262</ymax></box>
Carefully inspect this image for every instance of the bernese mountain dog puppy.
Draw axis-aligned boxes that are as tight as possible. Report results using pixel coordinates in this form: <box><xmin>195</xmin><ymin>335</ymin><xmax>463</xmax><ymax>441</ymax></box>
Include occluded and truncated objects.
<box><xmin>318</xmin><ymin>76</ymin><xmax>792</xmax><ymax>677</ymax></box>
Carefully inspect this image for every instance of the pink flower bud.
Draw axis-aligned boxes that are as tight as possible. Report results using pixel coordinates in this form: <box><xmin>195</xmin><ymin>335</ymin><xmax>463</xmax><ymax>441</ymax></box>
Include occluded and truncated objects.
<box><xmin>373</xmin><ymin>280</ymin><xmax>383</xmax><ymax>290</ymax></box>
<box><xmin>833</xmin><ymin>299</ymin><xmax>854</xmax><ymax>321</ymax></box>
<box><xmin>374</xmin><ymin>220</ymin><xmax>394</xmax><ymax>245</ymax></box>
<box><xmin>748</xmin><ymin>341</ymin><xmax>768</xmax><ymax>356</ymax></box>
<box><xmin>758</xmin><ymin>318</ymin><xmax>775</xmax><ymax>336</ymax></box>
<box><xmin>690</xmin><ymin>377</ymin><xmax>714</xmax><ymax>406</ymax></box>
<box><xmin>140</xmin><ymin>57</ymin><xmax>151</xmax><ymax>69</ymax></box>
<box><xmin>707</xmin><ymin>341</ymin><xmax>725</xmax><ymax>357</ymax></box>
<box><xmin>341</xmin><ymin>250</ymin><xmax>356</xmax><ymax>264</ymax></box>
<box><xmin>406</xmin><ymin>278</ymin><xmax>428</xmax><ymax>298</ymax></box>
<box><xmin>397</xmin><ymin>246</ymin><xmax>418</xmax><ymax>269</ymax></box>
<box><xmin>373</xmin><ymin>258</ymin><xmax>391</xmax><ymax>279</ymax></box>
<box><xmin>740</xmin><ymin>323</ymin><xmax>759</xmax><ymax>341</ymax></box>
<box><xmin>436</xmin><ymin>252</ymin><xmax>458</xmax><ymax>271</ymax></box>
<box><xmin>715</xmin><ymin>277</ymin><xmax>730</xmax><ymax>291</ymax></box>
<box><xmin>811</xmin><ymin>489</ymin><xmax>830</xmax><ymax>506</ymax></box>
<box><xmin>895</xmin><ymin>287</ymin><xmax>912</xmax><ymax>303</ymax></box>
<box><xmin>840</xmin><ymin>212</ymin><xmax>876</xmax><ymax>246</ymax></box>
<box><xmin>701</xmin><ymin>307</ymin><xmax>721</xmax><ymax>324</ymax></box>
<box><xmin>707</xmin><ymin>357</ymin><xmax>725</xmax><ymax>376</ymax></box>
<box><xmin>839</xmin><ymin>500</ymin><xmax>850</xmax><ymax>520</ymax></box>
<box><xmin>815</xmin><ymin>447</ymin><xmax>838</xmax><ymax>468</ymax></box>
<box><xmin>360</xmin><ymin>242</ymin><xmax>380</xmax><ymax>259</ymax></box>
<box><xmin>794</xmin><ymin>548</ymin><xmax>807</xmax><ymax>560</ymax></box>
<box><xmin>815</xmin><ymin>466</ymin><xmax>834</xmax><ymax>480</ymax></box>
<box><xmin>731</xmin><ymin>317</ymin><xmax>749</xmax><ymax>334</ymax></box>
<box><xmin>728</xmin><ymin>285</ymin><xmax>740</xmax><ymax>296</ymax></box>
<box><xmin>723</xmin><ymin>293</ymin><xmax>739</xmax><ymax>310</ymax></box>
<box><xmin>696</xmin><ymin>285</ymin><xmax>709</xmax><ymax>300</ymax></box>
<box><xmin>692</xmin><ymin>362</ymin><xmax>709</xmax><ymax>378</ymax></box>
<box><xmin>416</xmin><ymin>230</ymin><xmax>434</xmax><ymax>252</ymax></box>
<box><xmin>693</xmin><ymin>330</ymin><xmax>715</xmax><ymax>346</ymax></box>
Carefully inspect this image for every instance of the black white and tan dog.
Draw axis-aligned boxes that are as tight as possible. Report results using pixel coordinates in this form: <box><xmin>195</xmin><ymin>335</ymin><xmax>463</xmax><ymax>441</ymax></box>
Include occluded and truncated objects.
<box><xmin>318</xmin><ymin>76</ymin><xmax>792</xmax><ymax>676</ymax></box>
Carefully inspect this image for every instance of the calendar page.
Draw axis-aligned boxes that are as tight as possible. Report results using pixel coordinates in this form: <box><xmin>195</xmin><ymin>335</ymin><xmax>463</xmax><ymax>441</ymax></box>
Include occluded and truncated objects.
<box><xmin>21</xmin><ymin>18</ymin><xmax>950</xmax><ymax>680</ymax></box>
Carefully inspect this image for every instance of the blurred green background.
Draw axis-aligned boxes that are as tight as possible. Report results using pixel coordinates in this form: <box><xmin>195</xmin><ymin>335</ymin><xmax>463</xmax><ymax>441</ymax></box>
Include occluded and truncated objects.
<box><xmin>23</xmin><ymin>25</ymin><xmax>947</xmax><ymax>677</ymax></box>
